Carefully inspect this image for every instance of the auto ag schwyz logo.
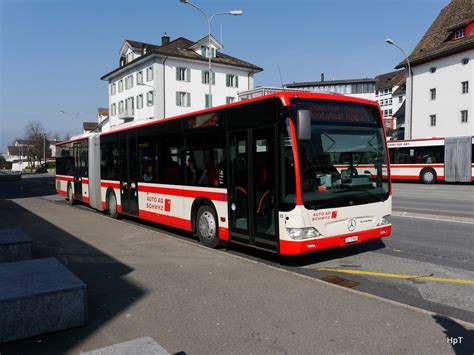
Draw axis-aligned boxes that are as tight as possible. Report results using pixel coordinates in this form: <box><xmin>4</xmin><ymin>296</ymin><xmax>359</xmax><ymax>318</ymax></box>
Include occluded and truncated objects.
<box><xmin>347</xmin><ymin>218</ymin><xmax>357</xmax><ymax>232</ymax></box>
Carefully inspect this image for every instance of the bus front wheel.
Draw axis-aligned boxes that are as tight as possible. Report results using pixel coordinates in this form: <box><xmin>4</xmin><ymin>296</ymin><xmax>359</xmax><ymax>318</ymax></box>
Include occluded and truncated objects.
<box><xmin>107</xmin><ymin>190</ymin><xmax>119</xmax><ymax>219</ymax></box>
<box><xmin>420</xmin><ymin>168</ymin><xmax>437</xmax><ymax>184</ymax></box>
<box><xmin>67</xmin><ymin>184</ymin><xmax>75</xmax><ymax>206</ymax></box>
<box><xmin>196</xmin><ymin>205</ymin><xmax>222</xmax><ymax>249</ymax></box>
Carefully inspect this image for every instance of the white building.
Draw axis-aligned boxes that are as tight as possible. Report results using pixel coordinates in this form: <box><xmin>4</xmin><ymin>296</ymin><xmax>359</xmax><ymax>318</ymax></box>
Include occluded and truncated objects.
<box><xmin>101</xmin><ymin>34</ymin><xmax>262</xmax><ymax>130</ymax></box>
<box><xmin>285</xmin><ymin>74</ymin><xmax>377</xmax><ymax>101</ymax></box>
<box><xmin>237</xmin><ymin>86</ymin><xmax>310</xmax><ymax>101</ymax></box>
<box><xmin>395</xmin><ymin>0</ymin><xmax>473</xmax><ymax>139</ymax></box>
<box><xmin>374</xmin><ymin>70</ymin><xmax>406</xmax><ymax>131</ymax></box>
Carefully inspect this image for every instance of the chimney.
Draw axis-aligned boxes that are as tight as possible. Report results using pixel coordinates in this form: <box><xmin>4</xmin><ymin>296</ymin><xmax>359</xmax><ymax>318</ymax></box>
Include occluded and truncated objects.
<box><xmin>161</xmin><ymin>33</ymin><xmax>170</xmax><ymax>46</ymax></box>
<box><xmin>321</xmin><ymin>73</ymin><xmax>325</xmax><ymax>82</ymax></box>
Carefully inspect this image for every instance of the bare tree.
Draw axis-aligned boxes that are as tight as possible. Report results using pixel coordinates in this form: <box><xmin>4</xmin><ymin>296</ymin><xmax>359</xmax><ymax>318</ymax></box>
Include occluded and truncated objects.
<box><xmin>24</xmin><ymin>122</ymin><xmax>51</xmax><ymax>167</ymax></box>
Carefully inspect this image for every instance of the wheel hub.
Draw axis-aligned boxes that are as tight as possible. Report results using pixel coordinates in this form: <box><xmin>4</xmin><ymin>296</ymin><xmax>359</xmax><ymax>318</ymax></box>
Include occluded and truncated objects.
<box><xmin>199</xmin><ymin>211</ymin><xmax>215</xmax><ymax>240</ymax></box>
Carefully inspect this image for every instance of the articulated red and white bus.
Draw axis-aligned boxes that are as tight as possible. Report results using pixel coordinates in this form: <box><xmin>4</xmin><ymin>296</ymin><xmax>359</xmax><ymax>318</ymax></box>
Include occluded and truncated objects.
<box><xmin>56</xmin><ymin>92</ymin><xmax>392</xmax><ymax>256</ymax></box>
<box><xmin>387</xmin><ymin>137</ymin><xmax>474</xmax><ymax>183</ymax></box>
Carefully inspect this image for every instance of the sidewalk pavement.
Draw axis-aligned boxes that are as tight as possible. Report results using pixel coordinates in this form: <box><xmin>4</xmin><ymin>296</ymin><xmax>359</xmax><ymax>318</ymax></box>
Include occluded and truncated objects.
<box><xmin>0</xmin><ymin>195</ymin><xmax>472</xmax><ymax>354</ymax></box>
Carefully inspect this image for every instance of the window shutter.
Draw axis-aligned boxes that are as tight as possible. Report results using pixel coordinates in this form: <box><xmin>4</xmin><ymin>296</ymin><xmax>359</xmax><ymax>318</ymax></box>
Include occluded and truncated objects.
<box><xmin>176</xmin><ymin>68</ymin><xmax>179</xmax><ymax>80</ymax></box>
<box><xmin>201</xmin><ymin>46</ymin><xmax>206</xmax><ymax>56</ymax></box>
<box><xmin>202</xmin><ymin>71</ymin><xmax>205</xmax><ymax>84</ymax></box>
<box><xmin>187</xmin><ymin>93</ymin><xmax>191</xmax><ymax>107</ymax></box>
<box><xmin>226</xmin><ymin>75</ymin><xmax>229</xmax><ymax>87</ymax></box>
<box><xmin>186</xmin><ymin>68</ymin><xmax>191</xmax><ymax>82</ymax></box>
<box><xmin>176</xmin><ymin>92</ymin><xmax>180</xmax><ymax>106</ymax></box>
<box><xmin>235</xmin><ymin>76</ymin><xmax>239</xmax><ymax>88</ymax></box>
<box><xmin>212</xmin><ymin>72</ymin><xmax>215</xmax><ymax>85</ymax></box>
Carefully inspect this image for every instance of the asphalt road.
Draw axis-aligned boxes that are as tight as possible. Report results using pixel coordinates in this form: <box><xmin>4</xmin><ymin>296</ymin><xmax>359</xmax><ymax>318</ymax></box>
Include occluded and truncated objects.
<box><xmin>0</xmin><ymin>176</ymin><xmax>473</xmax><ymax>353</ymax></box>
<box><xmin>392</xmin><ymin>183</ymin><xmax>474</xmax><ymax>219</ymax></box>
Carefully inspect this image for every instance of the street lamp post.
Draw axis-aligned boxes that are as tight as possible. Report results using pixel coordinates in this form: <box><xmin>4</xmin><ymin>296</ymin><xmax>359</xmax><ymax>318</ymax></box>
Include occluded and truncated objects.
<box><xmin>179</xmin><ymin>0</ymin><xmax>243</xmax><ymax>107</ymax></box>
<box><xmin>386</xmin><ymin>39</ymin><xmax>413</xmax><ymax>139</ymax></box>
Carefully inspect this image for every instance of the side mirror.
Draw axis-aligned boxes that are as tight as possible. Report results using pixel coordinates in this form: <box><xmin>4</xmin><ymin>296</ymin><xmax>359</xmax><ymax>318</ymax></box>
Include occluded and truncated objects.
<box><xmin>296</xmin><ymin>110</ymin><xmax>311</xmax><ymax>141</ymax></box>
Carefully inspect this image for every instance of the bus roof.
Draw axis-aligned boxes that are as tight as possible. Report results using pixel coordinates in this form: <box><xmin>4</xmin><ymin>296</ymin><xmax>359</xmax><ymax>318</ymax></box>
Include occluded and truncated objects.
<box><xmin>58</xmin><ymin>91</ymin><xmax>379</xmax><ymax>145</ymax></box>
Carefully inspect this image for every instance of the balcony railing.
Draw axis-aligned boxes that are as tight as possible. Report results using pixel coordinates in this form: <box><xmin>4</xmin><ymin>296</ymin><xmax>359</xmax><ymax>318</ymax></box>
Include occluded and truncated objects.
<box><xmin>118</xmin><ymin>108</ymin><xmax>134</xmax><ymax>120</ymax></box>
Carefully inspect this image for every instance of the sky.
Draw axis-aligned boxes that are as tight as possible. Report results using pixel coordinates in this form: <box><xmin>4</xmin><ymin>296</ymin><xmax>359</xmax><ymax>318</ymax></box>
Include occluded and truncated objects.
<box><xmin>0</xmin><ymin>0</ymin><xmax>448</xmax><ymax>151</ymax></box>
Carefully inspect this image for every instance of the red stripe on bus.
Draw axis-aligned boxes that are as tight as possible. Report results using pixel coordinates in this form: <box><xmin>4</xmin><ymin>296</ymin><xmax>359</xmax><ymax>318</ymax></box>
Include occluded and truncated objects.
<box><xmin>280</xmin><ymin>226</ymin><xmax>391</xmax><ymax>256</ymax></box>
<box><xmin>82</xmin><ymin>196</ymin><xmax>90</xmax><ymax>204</ymax></box>
<box><xmin>218</xmin><ymin>227</ymin><xmax>229</xmax><ymax>241</ymax></box>
<box><xmin>56</xmin><ymin>189</ymin><xmax>67</xmax><ymax>197</ymax></box>
<box><xmin>139</xmin><ymin>210</ymin><xmax>192</xmax><ymax>231</ymax></box>
<box><xmin>138</xmin><ymin>185</ymin><xmax>227</xmax><ymax>202</ymax></box>
<box><xmin>288</xmin><ymin>117</ymin><xmax>303</xmax><ymax>206</ymax></box>
<box><xmin>390</xmin><ymin>164</ymin><xmax>444</xmax><ymax>168</ymax></box>
<box><xmin>56</xmin><ymin>176</ymin><xmax>74</xmax><ymax>182</ymax></box>
<box><xmin>82</xmin><ymin>179</ymin><xmax>89</xmax><ymax>184</ymax></box>
<box><xmin>391</xmin><ymin>175</ymin><xmax>445</xmax><ymax>181</ymax></box>
<box><xmin>101</xmin><ymin>181</ymin><xmax>121</xmax><ymax>189</ymax></box>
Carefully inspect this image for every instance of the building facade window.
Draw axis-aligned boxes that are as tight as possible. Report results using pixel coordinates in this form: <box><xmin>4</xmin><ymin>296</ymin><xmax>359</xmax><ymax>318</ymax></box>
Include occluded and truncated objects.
<box><xmin>137</xmin><ymin>71</ymin><xmax>143</xmax><ymax>85</ymax></box>
<box><xmin>202</xmin><ymin>70</ymin><xmax>215</xmax><ymax>85</ymax></box>
<box><xmin>137</xmin><ymin>94</ymin><xmax>143</xmax><ymax>109</ymax></box>
<box><xmin>125</xmin><ymin>75</ymin><xmax>134</xmax><ymax>90</ymax></box>
<box><xmin>461</xmin><ymin>110</ymin><xmax>468</xmax><ymax>123</ymax></box>
<box><xmin>176</xmin><ymin>91</ymin><xmax>191</xmax><ymax>107</ymax></box>
<box><xmin>200</xmin><ymin>46</ymin><xmax>216</xmax><ymax>58</ymax></box>
<box><xmin>430</xmin><ymin>114</ymin><xmax>436</xmax><ymax>127</ymax></box>
<box><xmin>226</xmin><ymin>74</ymin><xmax>239</xmax><ymax>88</ymax></box>
<box><xmin>111</xmin><ymin>103</ymin><xmax>116</xmax><ymax>116</ymax></box>
<box><xmin>462</xmin><ymin>81</ymin><xmax>469</xmax><ymax>94</ymax></box>
<box><xmin>125</xmin><ymin>97</ymin><xmax>134</xmax><ymax>113</ymax></box>
<box><xmin>454</xmin><ymin>29</ymin><xmax>465</xmax><ymax>40</ymax></box>
<box><xmin>118</xmin><ymin>80</ymin><xmax>123</xmax><ymax>93</ymax></box>
<box><xmin>111</xmin><ymin>83</ymin><xmax>116</xmax><ymax>96</ymax></box>
<box><xmin>147</xmin><ymin>91</ymin><xmax>154</xmax><ymax>106</ymax></box>
<box><xmin>226</xmin><ymin>97</ymin><xmax>235</xmax><ymax>104</ymax></box>
<box><xmin>146</xmin><ymin>67</ymin><xmax>153</xmax><ymax>81</ymax></box>
<box><xmin>176</xmin><ymin>67</ymin><xmax>190</xmax><ymax>82</ymax></box>
<box><xmin>119</xmin><ymin>101</ymin><xmax>124</xmax><ymax>114</ymax></box>
<box><xmin>430</xmin><ymin>88</ymin><xmax>436</xmax><ymax>100</ymax></box>
<box><xmin>398</xmin><ymin>96</ymin><xmax>403</xmax><ymax>103</ymax></box>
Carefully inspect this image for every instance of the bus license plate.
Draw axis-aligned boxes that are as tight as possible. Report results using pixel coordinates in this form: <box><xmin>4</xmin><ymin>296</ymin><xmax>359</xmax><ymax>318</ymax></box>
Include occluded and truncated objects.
<box><xmin>345</xmin><ymin>236</ymin><xmax>358</xmax><ymax>244</ymax></box>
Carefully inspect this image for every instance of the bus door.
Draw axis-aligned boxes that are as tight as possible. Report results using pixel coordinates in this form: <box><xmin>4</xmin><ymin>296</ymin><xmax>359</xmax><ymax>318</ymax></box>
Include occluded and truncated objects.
<box><xmin>72</xmin><ymin>143</ymin><xmax>82</xmax><ymax>201</ymax></box>
<box><xmin>228</xmin><ymin>127</ymin><xmax>278</xmax><ymax>252</ymax></box>
<box><xmin>121</xmin><ymin>135</ymin><xmax>139</xmax><ymax>215</ymax></box>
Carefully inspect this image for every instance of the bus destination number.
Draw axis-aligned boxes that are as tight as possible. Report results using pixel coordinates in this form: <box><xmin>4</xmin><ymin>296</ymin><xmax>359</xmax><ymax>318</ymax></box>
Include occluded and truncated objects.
<box><xmin>146</xmin><ymin>195</ymin><xmax>171</xmax><ymax>212</ymax></box>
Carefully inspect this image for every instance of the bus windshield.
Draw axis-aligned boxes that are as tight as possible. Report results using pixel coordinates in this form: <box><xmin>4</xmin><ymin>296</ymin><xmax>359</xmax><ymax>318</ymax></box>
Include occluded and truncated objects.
<box><xmin>292</xmin><ymin>99</ymin><xmax>390</xmax><ymax>209</ymax></box>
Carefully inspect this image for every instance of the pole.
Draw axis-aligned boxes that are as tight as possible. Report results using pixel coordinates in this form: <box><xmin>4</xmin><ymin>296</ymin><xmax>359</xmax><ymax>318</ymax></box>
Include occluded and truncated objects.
<box><xmin>208</xmin><ymin>17</ymin><xmax>212</xmax><ymax>106</ymax></box>
<box><xmin>43</xmin><ymin>134</ymin><xmax>46</xmax><ymax>166</ymax></box>
<box><xmin>390</xmin><ymin>41</ymin><xmax>412</xmax><ymax>139</ymax></box>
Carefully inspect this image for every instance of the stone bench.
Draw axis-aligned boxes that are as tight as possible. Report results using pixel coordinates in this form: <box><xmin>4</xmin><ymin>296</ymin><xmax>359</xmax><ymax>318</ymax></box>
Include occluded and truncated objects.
<box><xmin>0</xmin><ymin>228</ymin><xmax>32</xmax><ymax>263</ymax></box>
<box><xmin>0</xmin><ymin>257</ymin><xmax>87</xmax><ymax>343</ymax></box>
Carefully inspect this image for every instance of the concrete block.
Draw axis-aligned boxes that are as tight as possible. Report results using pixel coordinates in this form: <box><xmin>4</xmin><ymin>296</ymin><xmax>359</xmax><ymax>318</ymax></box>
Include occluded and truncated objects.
<box><xmin>0</xmin><ymin>228</ymin><xmax>32</xmax><ymax>263</ymax></box>
<box><xmin>0</xmin><ymin>257</ymin><xmax>87</xmax><ymax>343</ymax></box>
<box><xmin>81</xmin><ymin>337</ymin><xmax>170</xmax><ymax>355</ymax></box>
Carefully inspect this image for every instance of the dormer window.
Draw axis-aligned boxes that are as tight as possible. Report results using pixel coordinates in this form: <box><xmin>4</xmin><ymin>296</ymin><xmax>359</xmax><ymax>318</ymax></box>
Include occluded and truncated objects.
<box><xmin>200</xmin><ymin>46</ymin><xmax>216</xmax><ymax>58</ymax></box>
<box><xmin>454</xmin><ymin>29</ymin><xmax>465</xmax><ymax>40</ymax></box>
<box><xmin>126</xmin><ymin>52</ymin><xmax>134</xmax><ymax>63</ymax></box>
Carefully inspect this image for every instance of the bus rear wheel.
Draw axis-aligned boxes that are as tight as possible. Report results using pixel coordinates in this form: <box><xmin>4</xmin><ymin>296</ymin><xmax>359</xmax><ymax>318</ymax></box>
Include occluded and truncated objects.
<box><xmin>107</xmin><ymin>190</ymin><xmax>119</xmax><ymax>219</ymax></box>
<box><xmin>420</xmin><ymin>168</ymin><xmax>437</xmax><ymax>184</ymax></box>
<box><xmin>196</xmin><ymin>205</ymin><xmax>222</xmax><ymax>248</ymax></box>
<box><xmin>67</xmin><ymin>184</ymin><xmax>75</xmax><ymax>206</ymax></box>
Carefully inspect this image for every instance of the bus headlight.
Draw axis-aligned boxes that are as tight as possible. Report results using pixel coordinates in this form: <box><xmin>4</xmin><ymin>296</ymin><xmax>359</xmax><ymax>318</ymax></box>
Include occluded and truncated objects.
<box><xmin>286</xmin><ymin>227</ymin><xmax>321</xmax><ymax>240</ymax></box>
<box><xmin>376</xmin><ymin>215</ymin><xmax>391</xmax><ymax>226</ymax></box>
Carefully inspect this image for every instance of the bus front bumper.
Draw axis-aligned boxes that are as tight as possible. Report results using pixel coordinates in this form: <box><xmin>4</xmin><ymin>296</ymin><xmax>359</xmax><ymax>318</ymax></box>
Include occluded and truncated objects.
<box><xmin>279</xmin><ymin>225</ymin><xmax>391</xmax><ymax>256</ymax></box>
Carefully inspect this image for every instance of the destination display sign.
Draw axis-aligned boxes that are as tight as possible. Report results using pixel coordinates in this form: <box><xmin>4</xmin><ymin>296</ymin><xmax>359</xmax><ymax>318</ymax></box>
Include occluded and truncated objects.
<box><xmin>293</xmin><ymin>99</ymin><xmax>379</xmax><ymax>125</ymax></box>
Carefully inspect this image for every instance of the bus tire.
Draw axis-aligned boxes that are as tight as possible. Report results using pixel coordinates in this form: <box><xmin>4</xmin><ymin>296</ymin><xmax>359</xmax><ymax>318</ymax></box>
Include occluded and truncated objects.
<box><xmin>420</xmin><ymin>168</ymin><xmax>437</xmax><ymax>184</ymax></box>
<box><xmin>196</xmin><ymin>205</ymin><xmax>222</xmax><ymax>248</ymax></box>
<box><xmin>67</xmin><ymin>184</ymin><xmax>75</xmax><ymax>206</ymax></box>
<box><xmin>107</xmin><ymin>190</ymin><xmax>119</xmax><ymax>219</ymax></box>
